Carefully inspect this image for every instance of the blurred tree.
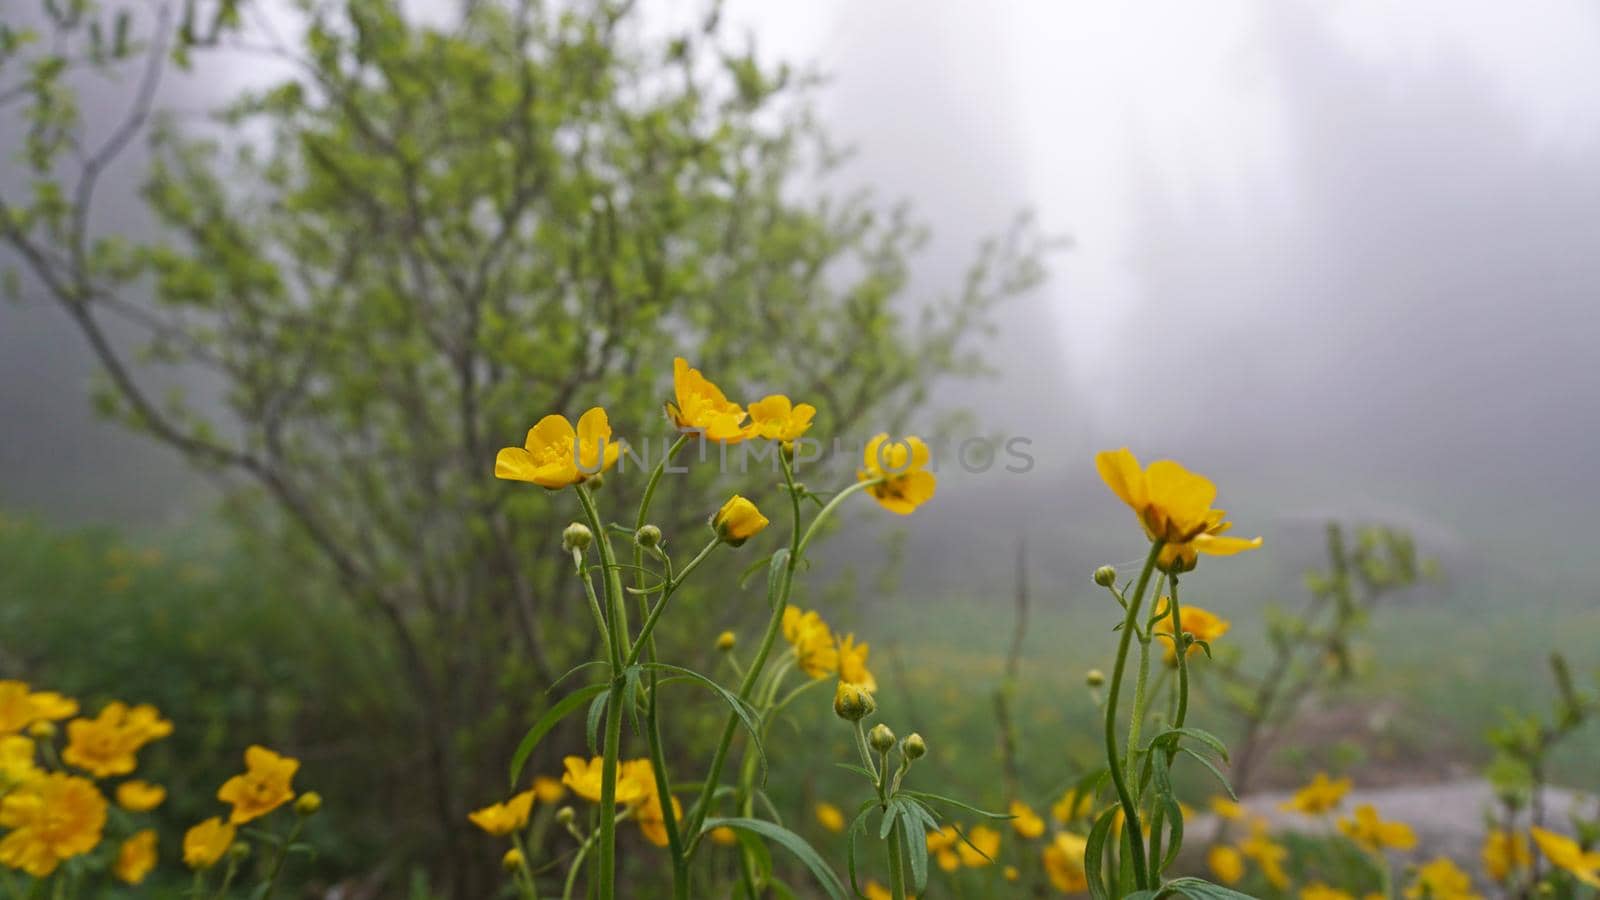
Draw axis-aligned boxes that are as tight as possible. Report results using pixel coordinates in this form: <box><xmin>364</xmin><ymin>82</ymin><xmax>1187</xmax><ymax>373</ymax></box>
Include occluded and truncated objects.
<box><xmin>0</xmin><ymin>0</ymin><xmax>1047</xmax><ymax>889</ymax></box>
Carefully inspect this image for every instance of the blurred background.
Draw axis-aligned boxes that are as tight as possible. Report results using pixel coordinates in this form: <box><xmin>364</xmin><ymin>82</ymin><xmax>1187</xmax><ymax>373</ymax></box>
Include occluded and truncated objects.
<box><xmin>3</xmin><ymin>0</ymin><xmax>1597</xmax><ymax>895</ymax></box>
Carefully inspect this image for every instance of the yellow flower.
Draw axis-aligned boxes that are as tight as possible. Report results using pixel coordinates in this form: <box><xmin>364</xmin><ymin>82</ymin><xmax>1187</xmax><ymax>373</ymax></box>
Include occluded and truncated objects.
<box><xmin>501</xmin><ymin>848</ymin><xmax>524</xmax><ymax>872</ymax></box>
<box><xmin>1152</xmin><ymin>599</ymin><xmax>1230</xmax><ymax>663</ymax></box>
<box><xmin>1004</xmin><ymin>864</ymin><xmax>1020</xmax><ymax>881</ymax></box>
<box><xmin>0</xmin><ymin>683</ymin><xmax>78</xmax><ymax>735</ymax></box>
<box><xmin>859</xmin><ymin>434</ymin><xmax>936</xmax><ymax>514</ymax></box>
<box><xmin>667</xmin><ymin>358</ymin><xmax>750</xmax><ymax>443</ymax></box>
<box><xmin>1095</xmin><ymin>448</ymin><xmax>1261</xmax><ymax>561</ymax></box>
<box><xmin>747</xmin><ymin>394</ymin><xmax>816</xmax><ymax>443</ymax></box>
<box><xmin>782</xmin><ymin>608</ymin><xmax>838</xmax><ymax>679</ymax></box>
<box><xmin>1403</xmin><ymin>857</ymin><xmax>1481</xmax><ymax>900</ymax></box>
<box><xmin>1051</xmin><ymin>788</ymin><xmax>1092</xmax><ymax>824</ymax></box>
<box><xmin>112</xmin><ymin>829</ymin><xmax>158</xmax><ymax>885</ymax></box>
<box><xmin>815</xmin><ymin>802</ymin><xmax>845</xmax><ymax>834</ymax></box>
<box><xmin>926</xmin><ymin>826</ymin><xmax>961</xmax><ymax>872</ymax></box>
<box><xmin>1481</xmin><ymin>829</ymin><xmax>1529</xmax><ymax>883</ymax></box>
<box><xmin>863</xmin><ymin>881</ymin><xmax>898</xmax><ymax>900</ymax></box>
<box><xmin>116</xmin><ymin>780</ymin><xmax>167</xmax><ymax>812</ymax></box>
<box><xmin>495</xmin><ymin>408</ymin><xmax>622</xmax><ymax>489</ymax></box>
<box><xmin>1210</xmin><ymin>795</ymin><xmax>1247</xmax><ymax>821</ymax></box>
<box><xmin>1530</xmin><ymin>827</ymin><xmax>1600</xmax><ymax>888</ymax></box>
<box><xmin>836</xmin><ymin>634</ymin><xmax>877</xmax><ymax>693</ymax></box>
<box><xmin>1240</xmin><ymin>820</ymin><xmax>1290</xmax><ymax>890</ymax></box>
<box><xmin>217</xmin><ymin>745</ymin><xmax>299</xmax><ymax>824</ymax></box>
<box><xmin>532</xmin><ymin>775</ymin><xmax>567</xmax><ymax>804</ymax></box>
<box><xmin>561</xmin><ymin>755</ymin><xmax>646</xmax><ymax>806</ymax></box>
<box><xmin>0</xmin><ymin>736</ymin><xmax>39</xmax><ymax>788</ymax></box>
<box><xmin>956</xmin><ymin>824</ymin><xmax>1000</xmax><ymax>867</ymax></box>
<box><xmin>714</xmin><ymin>495</ymin><xmax>769</xmax><ymax>545</ymax></box>
<box><xmin>620</xmin><ymin>759</ymin><xmax>681</xmax><ymax>848</ymax></box>
<box><xmin>182</xmin><ymin>817</ymin><xmax>235</xmax><ymax>870</ymax></box>
<box><xmin>62</xmin><ymin>702</ymin><xmax>173</xmax><ymax>777</ymax></box>
<box><xmin>1042</xmin><ymin>831</ymin><xmax>1089</xmax><ymax>893</ymax></box>
<box><xmin>468</xmin><ymin>790</ymin><xmax>535</xmax><ymax>836</ymax></box>
<box><xmin>1338</xmin><ymin>804</ymin><xmax>1417</xmax><ymax>852</ymax></box>
<box><xmin>1301</xmin><ymin>884</ymin><xmax>1356</xmax><ymax>900</ymax></box>
<box><xmin>1009</xmin><ymin>800</ymin><xmax>1045</xmax><ymax>839</ymax></box>
<box><xmin>1209</xmin><ymin>845</ymin><xmax>1246</xmax><ymax>885</ymax></box>
<box><xmin>709</xmin><ymin>826</ymin><xmax>739</xmax><ymax>846</ymax></box>
<box><xmin>0</xmin><ymin>773</ymin><xmax>107</xmax><ymax>877</ymax></box>
<box><xmin>1282</xmin><ymin>772</ymin><xmax>1351</xmax><ymax>815</ymax></box>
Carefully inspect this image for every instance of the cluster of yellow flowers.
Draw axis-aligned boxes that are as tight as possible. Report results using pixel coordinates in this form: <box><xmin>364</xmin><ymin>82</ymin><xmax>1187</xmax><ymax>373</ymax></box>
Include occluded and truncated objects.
<box><xmin>781</xmin><ymin>607</ymin><xmax>877</xmax><ymax>691</ymax></box>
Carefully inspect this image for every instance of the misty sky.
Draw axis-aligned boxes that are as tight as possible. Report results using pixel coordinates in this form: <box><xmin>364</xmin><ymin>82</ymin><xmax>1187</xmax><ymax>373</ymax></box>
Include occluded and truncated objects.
<box><xmin>5</xmin><ymin>0</ymin><xmax>1600</xmax><ymax>594</ymax></box>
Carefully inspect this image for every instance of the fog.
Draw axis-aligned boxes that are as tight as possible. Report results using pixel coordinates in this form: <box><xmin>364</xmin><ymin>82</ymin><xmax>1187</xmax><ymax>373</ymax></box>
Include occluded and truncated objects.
<box><xmin>4</xmin><ymin>0</ymin><xmax>1599</xmax><ymax>598</ymax></box>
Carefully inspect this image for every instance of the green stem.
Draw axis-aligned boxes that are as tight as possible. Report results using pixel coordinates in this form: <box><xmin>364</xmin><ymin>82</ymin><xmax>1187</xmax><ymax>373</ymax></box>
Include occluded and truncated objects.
<box><xmin>887</xmin><ymin>822</ymin><xmax>909</xmax><ymax>900</ymax></box>
<box><xmin>575</xmin><ymin>484</ymin><xmax>627</xmax><ymax>900</ymax></box>
<box><xmin>625</xmin><ymin>538</ymin><xmax>719</xmax><ymax>668</ymax></box>
<box><xmin>260</xmin><ymin>818</ymin><xmax>306</xmax><ymax>900</ymax></box>
<box><xmin>1103</xmin><ymin>540</ymin><xmax>1163</xmax><ymax>891</ymax></box>
<box><xmin>562</xmin><ymin>828</ymin><xmax>600</xmax><ymax>900</ymax></box>
<box><xmin>1148</xmin><ymin>575</ymin><xmax>1189</xmax><ymax>885</ymax></box>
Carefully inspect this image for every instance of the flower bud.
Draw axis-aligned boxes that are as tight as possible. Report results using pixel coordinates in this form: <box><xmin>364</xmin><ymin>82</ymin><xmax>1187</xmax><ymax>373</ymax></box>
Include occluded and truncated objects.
<box><xmin>903</xmin><ymin>733</ymin><xmax>927</xmax><ymax>760</ymax></box>
<box><xmin>502</xmin><ymin>848</ymin><xmax>525</xmax><ymax>873</ymax></box>
<box><xmin>716</xmin><ymin>630</ymin><xmax>736</xmax><ymax>652</ymax></box>
<box><xmin>294</xmin><ymin>791</ymin><xmax>322</xmax><ymax>817</ymax></box>
<box><xmin>26</xmin><ymin>720</ymin><xmax>55</xmax><ymax>740</ymax></box>
<box><xmin>555</xmin><ymin>806</ymin><xmax>575</xmax><ymax>826</ymax></box>
<box><xmin>634</xmin><ymin>524</ymin><xmax>662</xmax><ymax>548</ymax></box>
<box><xmin>227</xmin><ymin>842</ymin><xmax>251</xmax><ymax>862</ymax></box>
<box><xmin>868</xmin><ymin>723</ymin><xmax>896</xmax><ymax>753</ymax></box>
<box><xmin>712</xmin><ymin>495</ymin><xmax>769</xmax><ymax>546</ymax></box>
<box><xmin>1086</xmin><ymin>669</ymin><xmax>1105</xmax><ymax>687</ymax></box>
<box><xmin>562</xmin><ymin>522</ymin><xmax>593</xmax><ymax>553</ymax></box>
<box><xmin>1093</xmin><ymin>565</ymin><xmax>1117</xmax><ymax>587</ymax></box>
<box><xmin>833</xmin><ymin>681</ymin><xmax>875</xmax><ymax>722</ymax></box>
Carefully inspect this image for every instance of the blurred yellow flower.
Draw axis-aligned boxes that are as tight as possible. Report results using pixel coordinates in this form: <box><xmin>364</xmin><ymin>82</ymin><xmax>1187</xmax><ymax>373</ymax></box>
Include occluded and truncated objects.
<box><xmin>709</xmin><ymin>826</ymin><xmax>738</xmax><ymax>846</ymax></box>
<box><xmin>1004</xmin><ymin>864</ymin><xmax>1020</xmax><ymax>881</ymax></box>
<box><xmin>620</xmin><ymin>759</ymin><xmax>680</xmax><ymax>848</ymax></box>
<box><xmin>495</xmin><ymin>408</ymin><xmax>622</xmax><ymax>489</ymax></box>
<box><xmin>815</xmin><ymin>801</ymin><xmax>845</xmax><ymax>834</ymax></box>
<box><xmin>1052</xmin><ymin>788</ymin><xmax>1092</xmax><ymax>824</ymax></box>
<box><xmin>1481</xmin><ymin>829</ymin><xmax>1529</xmax><ymax>882</ymax></box>
<box><xmin>561</xmin><ymin>755</ymin><xmax>646</xmax><ymax>806</ymax></box>
<box><xmin>1301</xmin><ymin>884</ymin><xmax>1356</xmax><ymax>900</ymax></box>
<box><xmin>532</xmin><ymin>775</ymin><xmax>567</xmax><ymax>804</ymax></box>
<box><xmin>863</xmin><ymin>880</ymin><xmax>907</xmax><ymax>900</ymax></box>
<box><xmin>1009</xmin><ymin>800</ymin><xmax>1045</xmax><ymax>839</ymax></box>
<box><xmin>501</xmin><ymin>848</ymin><xmax>524</xmax><ymax>872</ymax></box>
<box><xmin>1209</xmin><ymin>844</ymin><xmax>1246</xmax><ymax>885</ymax></box>
<box><xmin>1210</xmin><ymin>795</ymin><xmax>1247</xmax><ymax>821</ymax></box>
<box><xmin>116</xmin><ymin>780</ymin><xmax>167</xmax><ymax>812</ymax></box>
<box><xmin>0</xmin><ymin>736</ymin><xmax>39</xmax><ymax>787</ymax></box>
<box><xmin>112</xmin><ymin>829</ymin><xmax>157</xmax><ymax>885</ymax></box>
<box><xmin>468</xmin><ymin>790</ymin><xmax>535</xmax><ymax>836</ymax></box>
<box><xmin>1095</xmin><ymin>448</ymin><xmax>1261</xmax><ymax>558</ymax></box>
<box><xmin>956</xmin><ymin>824</ymin><xmax>1000</xmax><ymax>867</ymax></box>
<box><xmin>1530</xmin><ymin>827</ymin><xmax>1600</xmax><ymax>888</ymax></box>
<box><xmin>836</xmin><ymin>634</ymin><xmax>877</xmax><ymax>693</ymax></box>
<box><xmin>1403</xmin><ymin>857</ymin><xmax>1480</xmax><ymax>900</ymax></box>
<box><xmin>62</xmin><ymin>702</ymin><xmax>173</xmax><ymax>777</ymax></box>
<box><xmin>1042</xmin><ymin>831</ymin><xmax>1088</xmax><ymax>893</ymax></box>
<box><xmin>927</xmin><ymin>825</ymin><xmax>961</xmax><ymax>872</ymax></box>
<box><xmin>182</xmin><ymin>817</ymin><xmax>235</xmax><ymax>870</ymax></box>
<box><xmin>747</xmin><ymin>394</ymin><xmax>815</xmax><ymax>443</ymax></box>
<box><xmin>0</xmin><ymin>683</ymin><xmax>77</xmax><ymax>734</ymax></box>
<box><xmin>1240</xmin><ymin>820</ymin><xmax>1290</xmax><ymax>890</ymax></box>
<box><xmin>714</xmin><ymin>495</ymin><xmax>769</xmax><ymax>545</ymax></box>
<box><xmin>668</xmin><ymin>358</ymin><xmax>750</xmax><ymax>443</ymax></box>
<box><xmin>1338</xmin><ymin>804</ymin><xmax>1416</xmax><ymax>852</ymax></box>
<box><xmin>859</xmin><ymin>434</ymin><xmax>936</xmax><ymax>514</ymax></box>
<box><xmin>1281</xmin><ymin>772</ymin><xmax>1351</xmax><ymax>815</ymax></box>
<box><xmin>1152</xmin><ymin>599</ymin><xmax>1230</xmax><ymax>663</ymax></box>
<box><xmin>782</xmin><ymin>608</ymin><xmax>838</xmax><ymax>679</ymax></box>
<box><xmin>217</xmin><ymin>745</ymin><xmax>299</xmax><ymax>824</ymax></box>
<box><xmin>0</xmin><ymin>773</ymin><xmax>106</xmax><ymax>877</ymax></box>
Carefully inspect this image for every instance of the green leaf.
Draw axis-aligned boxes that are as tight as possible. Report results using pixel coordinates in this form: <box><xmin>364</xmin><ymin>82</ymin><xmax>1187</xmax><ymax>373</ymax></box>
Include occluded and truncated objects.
<box><xmin>701</xmin><ymin>817</ymin><xmax>846</xmax><ymax>900</ymax></box>
<box><xmin>1084</xmin><ymin>805</ymin><xmax>1119</xmax><ymax>900</ymax></box>
<box><xmin>507</xmin><ymin>682</ymin><xmax>607</xmax><ymax>787</ymax></box>
<box><xmin>1158</xmin><ymin>876</ymin><xmax>1259</xmax><ymax>899</ymax></box>
<box><xmin>833</xmin><ymin>762</ymin><xmax>877</xmax><ymax>783</ymax></box>
<box><xmin>901</xmin><ymin>790</ymin><xmax>1010</xmax><ymax>820</ymax></box>
<box><xmin>1177</xmin><ymin>746</ymin><xmax>1237</xmax><ymax>800</ymax></box>
<box><xmin>766</xmin><ymin>549</ymin><xmax>790</xmax><ymax>609</ymax></box>
<box><xmin>644</xmin><ymin>663</ymin><xmax>766</xmax><ymax>783</ymax></box>
<box><xmin>585</xmin><ymin>689</ymin><xmax>608</xmax><ymax>755</ymax></box>
<box><xmin>1147</xmin><ymin>726</ymin><xmax>1231</xmax><ymax>762</ymax></box>
<box><xmin>844</xmin><ymin>800</ymin><xmax>877</xmax><ymax>899</ymax></box>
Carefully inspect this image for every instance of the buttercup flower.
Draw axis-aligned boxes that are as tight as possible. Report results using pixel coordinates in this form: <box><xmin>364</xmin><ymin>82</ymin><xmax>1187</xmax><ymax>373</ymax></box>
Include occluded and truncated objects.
<box><xmin>0</xmin><ymin>736</ymin><xmax>39</xmax><ymax>787</ymax></box>
<box><xmin>532</xmin><ymin>775</ymin><xmax>567</xmax><ymax>804</ymax></box>
<box><xmin>0</xmin><ymin>682</ymin><xmax>77</xmax><ymax>735</ymax></box>
<box><xmin>217</xmin><ymin>745</ymin><xmax>299</xmax><ymax>824</ymax></box>
<box><xmin>468</xmin><ymin>790</ymin><xmax>535</xmax><ymax>836</ymax></box>
<box><xmin>1530</xmin><ymin>827</ymin><xmax>1600</xmax><ymax>888</ymax></box>
<box><xmin>495</xmin><ymin>408</ymin><xmax>622</xmax><ymax>489</ymax></box>
<box><xmin>814</xmin><ymin>802</ymin><xmax>845</xmax><ymax>834</ymax></box>
<box><xmin>782</xmin><ymin>608</ymin><xmax>839</xmax><ymax>679</ymax></box>
<box><xmin>667</xmin><ymin>358</ymin><xmax>749</xmax><ymax>443</ymax></box>
<box><xmin>1481</xmin><ymin>829</ymin><xmax>1530</xmax><ymax>882</ymax></box>
<box><xmin>1051</xmin><ymin>788</ymin><xmax>1092</xmax><ymax>824</ymax></box>
<box><xmin>112</xmin><ymin>829</ymin><xmax>158</xmax><ymax>885</ymax></box>
<box><xmin>859</xmin><ymin>434</ymin><xmax>936</xmax><ymax>514</ymax></box>
<box><xmin>1153</xmin><ymin>600</ymin><xmax>1231</xmax><ymax>663</ymax></box>
<box><xmin>1339</xmin><ymin>803</ymin><xmax>1417</xmax><ymax>852</ymax></box>
<box><xmin>956</xmin><ymin>824</ymin><xmax>1000</xmax><ymax>867</ymax></box>
<box><xmin>1095</xmin><ymin>448</ymin><xmax>1261</xmax><ymax>563</ymax></box>
<box><xmin>116</xmin><ymin>780</ymin><xmax>167</xmax><ymax>812</ymax></box>
<box><xmin>1403</xmin><ymin>857</ymin><xmax>1480</xmax><ymax>900</ymax></box>
<box><xmin>182</xmin><ymin>817</ymin><xmax>235</xmax><ymax>870</ymax></box>
<box><xmin>501</xmin><ymin>848</ymin><xmax>524</xmax><ymax>872</ymax></box>
<box><xmin>62</xmin><ymin>701</ymin><xmax>173</xmax><ymax>777</ymax></box>
<box><xmin>1210</xmin><ymin>795</ymin><xmax>1247</xmax><ymax>821</ymax></box>
<box><xmin>709</xmin><ymin>826</ymin><xmax>739</xmax><ymax>846</ymax></box>
<box><xmin>836</xmin><ymin>634</ymin><xmax>877</xmax><ymax>692</ymax></box>
<box><xmin>621</xmin><ymin>759</ymin><xmax>681</xmax><ymax>848</ymax></box>
<box><xmin>0</xmin><ymin>772</ymin><xmax>106</xmax><ymax>877</ymax></box>
<box><xmin>1042</xmin><ymin>831</ymin><xmax>1089</xmax><ymax>892</ymax></box>
<box><xmin>832</xmin><ymin>681</ymin><xmax>875</xmax><ymax>722</ymax></box>
<box><xmin>1282</xmin><ymin>772</ymin><xmax>1351</xmax><ymax>815</ymax></box>
<box><xmin>713</xmin><ymin>495</ymin><xmax>769</xmax><ymax>545</ymax></box>
<box><xmin>926</xmin><ymin>826</ymin><xmax>961</xmax><ymax>872</ymax></box>
<box><xmin>1301</xmin><ymin>885</ymin><xmax>1356</xmax><ymax>900</ymax></box>
<box><xmin>1208</xmin><ymin>844</ymin><xmax>1246</xmax><ymax>885</ymax></box>
<box><xmin>747</xmin><ymin>394</ymin><xmax>815</xmax><ymax>444</ymax></box>
<box><xmin>1009</xmin><ymin>800</ymin><xmax>1045</xmax><ymax>838</ymax></box>
<box><xmin>1240</xmin><ymin>820</ymin><xmax>1290</xmax><ymax>890</ymax></box>
<box><xmin>561</xmin><ymin>755</ymin><xmax>646</xmax><ymax>806</ymax></box>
